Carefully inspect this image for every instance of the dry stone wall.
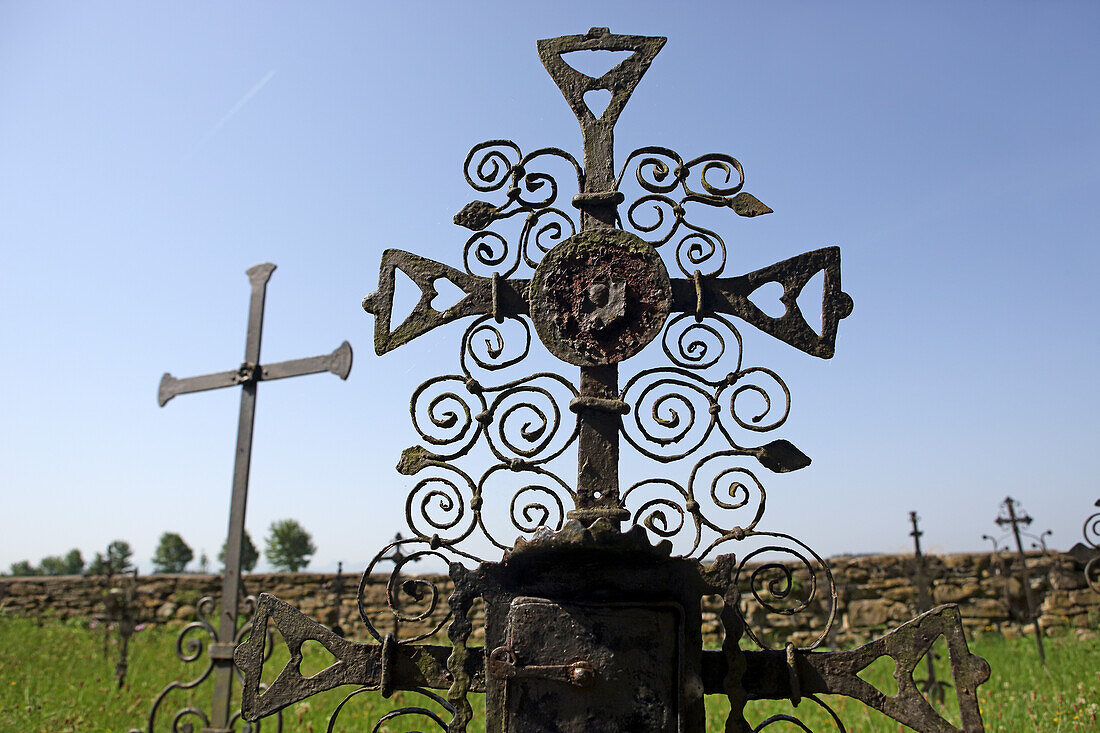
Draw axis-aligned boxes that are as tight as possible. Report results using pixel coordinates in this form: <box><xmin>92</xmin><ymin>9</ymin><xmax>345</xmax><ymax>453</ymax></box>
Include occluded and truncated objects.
<box><xmin>1</xmin><ymin>552</ymin><xmax>1095</xmax><ymax>646</ymax></box>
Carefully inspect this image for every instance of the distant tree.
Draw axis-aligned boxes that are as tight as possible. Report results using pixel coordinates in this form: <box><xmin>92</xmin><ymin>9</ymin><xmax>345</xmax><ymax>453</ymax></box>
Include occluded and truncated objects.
<box><xmin>39</xmin><ymin>549</ymin><xmax>84</xmax><ymax>576</ymax></box>
<box><xmin>9</xmin><ymin>560</ymin><xmax>40</xmax><ymax>576</ymax></box>
<box><xmin>87</xmin><ymin>540</ymin><xmax>134</xmax><ymax>576</ymax></box>
<box><xmin>152</xmin><ymin>532</ymin><xmax>193</xmax><ymax>573</ymax></box>
<box><xmin>198</xmin><ymin>551</ymin><xmax>209</xmax><ymax>574</ymax></box>
<box><xmin>264</xmin><ymin>519</ymin><xmax>316</xmax><ymax>572</ymax></box>
<box><xmin>63</xmin><ymin>548</ymin><xmax>85</xmax><ymax>574</ymax></box>
<box><xmin>219</xmin><ymin>530</ymin><xmax>259</xmax><ymax>572</ymax></box>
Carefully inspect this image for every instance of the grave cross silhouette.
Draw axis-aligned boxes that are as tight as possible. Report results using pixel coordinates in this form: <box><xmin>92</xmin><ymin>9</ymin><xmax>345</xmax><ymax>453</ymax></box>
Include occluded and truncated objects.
<box><xmin>993</xmin><ymin>496</ymin><xmax>1047</xmax><ymax>665</ymax></box>
<box><xmin>908</xmin><ymin>512</ymin><xmax>951</xmax><ymax>704</ymax></box>
<box><xmin>146</xmin><ymin>263</ymin><xmax>352</xmax><ymax>733</ymax></box>
<box><xmin>362</xmin><ymin>29</ymin><xmax>853</xmax><ymax>520</ymax></box>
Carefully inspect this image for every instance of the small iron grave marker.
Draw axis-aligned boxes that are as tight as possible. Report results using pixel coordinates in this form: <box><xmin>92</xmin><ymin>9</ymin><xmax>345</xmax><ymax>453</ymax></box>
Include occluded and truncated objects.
<box><xmin>982</xmin><ymin>496</ymin><xmax>1051</xmax><ymax>666</ymax></box>
<box><xmin>234</xmin><ymin>30</ymin><xmax>990</xmax><ymax>732</ymax></box>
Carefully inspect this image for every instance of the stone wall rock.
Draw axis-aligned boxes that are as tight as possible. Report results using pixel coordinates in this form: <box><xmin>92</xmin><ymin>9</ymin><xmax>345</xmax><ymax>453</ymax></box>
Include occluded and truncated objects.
<box><xmin>0</xmin><ymin>551</ymin><xmax>1095</xmax><ymax>645</ymax></box>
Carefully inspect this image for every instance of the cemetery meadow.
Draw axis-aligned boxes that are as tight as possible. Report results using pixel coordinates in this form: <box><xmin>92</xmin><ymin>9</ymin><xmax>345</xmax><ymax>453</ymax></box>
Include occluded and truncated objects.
<box><xmin>1</xmin><ymin>610</ymin><xmax>1098</xmax><ymax>731</ymax></box>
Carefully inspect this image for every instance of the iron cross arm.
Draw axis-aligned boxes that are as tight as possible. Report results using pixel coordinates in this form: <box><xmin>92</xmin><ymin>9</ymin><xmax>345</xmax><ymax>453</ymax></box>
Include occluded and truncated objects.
<box><xmin>158</xmin><ymin>340</ymin><xmax>353</xmax><ymax>406</ymax></box>
<box><xmin>236</xmin><ymin>594</ymin><xmax>987</xmax><ymax>732</ymax></box>
<box><xmin>362</xmin><ymin>246</ymin><xmax>853</xmax><ymax>359</ymax></box>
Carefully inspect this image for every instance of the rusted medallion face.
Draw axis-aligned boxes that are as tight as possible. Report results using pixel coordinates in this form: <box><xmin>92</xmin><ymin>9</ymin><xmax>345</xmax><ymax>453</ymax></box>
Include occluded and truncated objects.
<box><xmin>529</xmin><ymin>229</ymin><xmax>671</xmax><ymax>366</ymax></box>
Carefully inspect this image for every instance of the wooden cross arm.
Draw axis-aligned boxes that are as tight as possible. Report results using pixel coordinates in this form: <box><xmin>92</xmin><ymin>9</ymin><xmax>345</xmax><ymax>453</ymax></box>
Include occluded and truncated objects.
<box><xmin>157</xmin><ymin>341</ymin><xmax>352</xmax><ymax>406</ymax></box>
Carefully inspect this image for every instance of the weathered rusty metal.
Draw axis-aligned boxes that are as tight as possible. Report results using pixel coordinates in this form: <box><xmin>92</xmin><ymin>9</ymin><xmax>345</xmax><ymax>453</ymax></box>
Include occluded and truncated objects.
<box><xmin>327</xmin><ymin>562</ymin><xmax>346</xmax><ymax>637</ymax></box>
<box><xmin>1072</xmin><ymin>499</ymin><xmax>1100</xmax><ymax>593</ymax></box>
<box><xmin>907</xmin><ymin>512</ymin><xmax>952</xmax><ymax>706</ymax></box>
<box><xmin>96</xmin><ymin>569</ymin><xmax>139</xmax><ymax>689</ymax></box>
<box><xmin>236</xmin><ymin>29</ymin><xmax>988</xmax><ymax>732</ymax></box>
<box><xmin>983</xmin><ymin>496</ymin><xmax>1048</xmax><ymax>666</ymax></box>
<box><xmin>133</xmin><ymin>263</ymin><xmax>351</xmax><ymax>733</ymax></box>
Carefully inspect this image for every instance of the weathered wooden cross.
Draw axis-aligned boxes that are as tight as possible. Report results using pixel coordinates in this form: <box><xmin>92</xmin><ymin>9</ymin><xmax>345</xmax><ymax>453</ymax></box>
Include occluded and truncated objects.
<box><xmin>135</xmin><ymin>263</ymin><xmax>352</xmax><ymax>733</ymax></box>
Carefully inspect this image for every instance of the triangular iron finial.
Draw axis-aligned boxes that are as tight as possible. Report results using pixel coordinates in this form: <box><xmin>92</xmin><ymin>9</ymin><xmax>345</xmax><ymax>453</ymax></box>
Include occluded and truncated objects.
<box><xmin>537</xmin><ymin>28</ymin><xmax>665</xmax><ymax>130</ymax></box>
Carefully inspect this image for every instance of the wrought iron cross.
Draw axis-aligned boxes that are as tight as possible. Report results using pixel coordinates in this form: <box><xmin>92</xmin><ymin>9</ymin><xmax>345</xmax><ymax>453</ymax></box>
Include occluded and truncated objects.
<box><xmin>908</xmin><ymin>512</ymin><xmax>951</xmax><ymax>705</ymax></box>
<box><xmin>909</xmin><ymin>511</ymin><xmax>933</xmax><ymax>613</ymax></box>
<box><xmin>236</xmin><ymin>30</ymin><xmax>990</xmax><ymax>732</ymax></box>
<box><xmin>136</xmin><ymin>263</ymin><xmax>352</xmax><ymax>733</ymax></box>
<box><xmin>985</xmin><ymin>496</ymin><xmax>1047</xmax><ymax>665</ymax></box>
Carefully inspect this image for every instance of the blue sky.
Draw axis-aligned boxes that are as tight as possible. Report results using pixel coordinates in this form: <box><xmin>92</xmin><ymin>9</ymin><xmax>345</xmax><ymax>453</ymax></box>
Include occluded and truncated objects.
<box><xmin>2</xmin><ymin>2</ymin><xmax>1097</xmax><ymax>572</ymax></box>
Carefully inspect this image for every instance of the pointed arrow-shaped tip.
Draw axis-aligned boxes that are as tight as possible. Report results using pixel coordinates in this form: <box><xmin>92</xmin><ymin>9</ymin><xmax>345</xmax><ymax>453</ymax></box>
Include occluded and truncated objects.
<box><xmin>730</xmin><ymin>192</ymin><xmax>773</xmax><ymax>217</ymax></box>
<box><xmin>454</xmin><ymin>200</ymin><xmax>499</xmax><ymax>231</ymax></box>
<box><xmin>755</xmin><ymin>439</ymin><xmax>811</xmax><ymax>473</ymax></box>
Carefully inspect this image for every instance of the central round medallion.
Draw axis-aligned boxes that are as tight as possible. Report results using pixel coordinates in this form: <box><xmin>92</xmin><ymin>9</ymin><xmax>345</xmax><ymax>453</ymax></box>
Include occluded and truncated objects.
<box><xmin>529</xmin><ymin>229</ymin><xmax>672</xmax><ymax>366</ymax></box>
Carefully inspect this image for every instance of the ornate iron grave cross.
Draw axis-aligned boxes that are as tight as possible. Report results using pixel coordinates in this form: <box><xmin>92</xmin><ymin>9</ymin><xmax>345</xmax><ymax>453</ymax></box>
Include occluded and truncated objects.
<box><xmin>235</xmin><ymin>30</ymin><xmax>989</xmax><ymax>732</ymax></box>
<box><xmin>982</xmin><ymin>496</ymin><xmax>1048</xmax><ymax>666</ymax></box>
<box><xmin>135</xmin><ymin>263</ymin><xmax>352</xmax><ymax>733</ymax></box>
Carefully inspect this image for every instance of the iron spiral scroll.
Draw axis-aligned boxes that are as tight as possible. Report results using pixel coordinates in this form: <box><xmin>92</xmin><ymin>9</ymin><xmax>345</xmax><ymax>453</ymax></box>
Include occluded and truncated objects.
<box><xmin>131</xmin><ymin>595</ymin><xmax>283</xmax><ymax>733</ymax></box>
<box><xmin>232</xmin><ymin>28</ymin><xmax>990</xmax><ymax>733</ymax></box>
<box><xmin>1081</xmin><ymin>499</ymin><xmax>1100</xmax><ymax>593</ymax></box>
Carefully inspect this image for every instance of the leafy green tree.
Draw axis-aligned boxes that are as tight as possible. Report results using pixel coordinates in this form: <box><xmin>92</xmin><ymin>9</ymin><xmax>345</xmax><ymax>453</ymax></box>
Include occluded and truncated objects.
<box><xmin>63</xmin><ymin>548</ymin><xmax>84</xmax><ymax>574</ymax></box>
<box><xmin>39</xmin><ymin>549</ymin><xmax>84</xmax><ymax>576</ymax></box>
<box><xmin>152</xmin><ymin>532</ymin><xmax>193</xmax><ymax>573</ymax></box>
<box><xmin>264</xmin><ymin>519</ymin><xmax>316</xmax><ymax>572</ymax></box>
<box><xmin>8</xmin><ymin>560</ymin><xmax>40</xmax><ymax>576</ymax></box>
<box><xmin>219</xmin><ymin>530</ymin><xmax>259</xmax><ymax>572</ymax></box>
<box><xmin>87</xmin><ymin>540</ymin><xmax>134</xmax><ymax>576</ymax></box>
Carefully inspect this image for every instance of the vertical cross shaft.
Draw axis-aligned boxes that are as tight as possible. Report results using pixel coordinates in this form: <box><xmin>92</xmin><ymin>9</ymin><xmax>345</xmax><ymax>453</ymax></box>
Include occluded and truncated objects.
<box><xmin>573</xmin><ymin>98</ymin><xmax>624</xmax><ymax>524</ymax></box>
<box><xmin>536</xmin><ymin>28</ymin><xmax>666</xmax><ymax>526</ymax></box>
<box><xmin>908</xmin><ymin>512</ymin><xmax>938</xmax><ymax>692</ymax></box>
<box><xmin>908</xmin><ymin>512</ymin><xmax>931</xmax><ymax>609</ymax></box>
<box><xmin>996</xmin><ymin>496</ymin><xmax>1046</xmax><ymax>665</ymax></box>
<box><xmin>210</xmin><ymin>262</ymin><xmax>273</xmax><ymax>730</ymax></box>
<box><xmin>908</xmin><ymin>511</ymin><xmax>924</xmax><ymax>559</ymax></box>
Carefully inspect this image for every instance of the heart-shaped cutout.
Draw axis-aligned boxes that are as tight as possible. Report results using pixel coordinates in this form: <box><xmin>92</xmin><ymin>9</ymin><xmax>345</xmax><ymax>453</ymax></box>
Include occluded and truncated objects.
<box><xmin>747</xmin><ymin>281</ymin><xmax>786</xmax><ymax>319</ymax></box>
<box><xmin>583</xmin><ymin>89</ymin><xmax>613</xmax><ymax>119</ymax></box>
<box><xmin>430</xmin><ymin>277</ymin><xmax>466</xmax><ymax>313</ymax></box>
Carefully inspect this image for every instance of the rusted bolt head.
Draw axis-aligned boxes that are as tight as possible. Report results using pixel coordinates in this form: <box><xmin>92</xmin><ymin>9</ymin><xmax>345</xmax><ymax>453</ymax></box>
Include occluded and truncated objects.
<box><xmin>570</xmin><ymin>662</ymin><xmax>596</xmax><ymax>687</ymax></box>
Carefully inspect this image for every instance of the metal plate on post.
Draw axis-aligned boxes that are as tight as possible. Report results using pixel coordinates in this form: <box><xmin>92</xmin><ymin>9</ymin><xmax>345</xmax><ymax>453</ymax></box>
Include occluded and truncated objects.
<box><xmin>497</xmin><ymin>597</ymin><xmax>682</xmax><ymax>733</ymax></box>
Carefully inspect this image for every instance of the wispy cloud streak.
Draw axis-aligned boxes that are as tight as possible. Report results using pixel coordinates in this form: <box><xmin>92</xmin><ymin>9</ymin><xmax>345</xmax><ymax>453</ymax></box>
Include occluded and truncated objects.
<box><xmin>187</xmin><ymin>70</ymin><xmax>276</xmax><ymax>158</ymax></box>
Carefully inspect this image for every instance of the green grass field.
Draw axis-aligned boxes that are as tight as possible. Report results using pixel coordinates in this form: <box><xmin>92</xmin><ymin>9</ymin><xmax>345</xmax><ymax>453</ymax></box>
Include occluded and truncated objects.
<box><xmin>0</xmin><ymin>615</ymin><xmax>1096</xmax><ymax>732</ymax></box>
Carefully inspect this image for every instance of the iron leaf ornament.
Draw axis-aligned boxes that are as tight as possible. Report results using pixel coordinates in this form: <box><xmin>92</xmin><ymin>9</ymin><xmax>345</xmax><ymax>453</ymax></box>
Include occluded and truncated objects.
<box><xmin>237</xmin><ymin>29</ymin><xmax>989</xmax><ymax>733</ymax></box>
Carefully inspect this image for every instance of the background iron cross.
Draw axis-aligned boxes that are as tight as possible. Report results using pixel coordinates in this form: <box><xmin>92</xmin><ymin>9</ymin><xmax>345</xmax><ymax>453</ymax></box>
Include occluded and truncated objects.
<box><xmin>362</xmin><ymin>29</ymin><xmax>853</xmax><ymax>523</ymax></box>
<box><xmin>992</xmin><ymin>496</ymin><xmax>1047</xmax><ymax>665</ymax></box>
<box><xmin>154</xmin><ymin>263</ymin><xmax>351</xmax><ymax>733</ymax></box>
